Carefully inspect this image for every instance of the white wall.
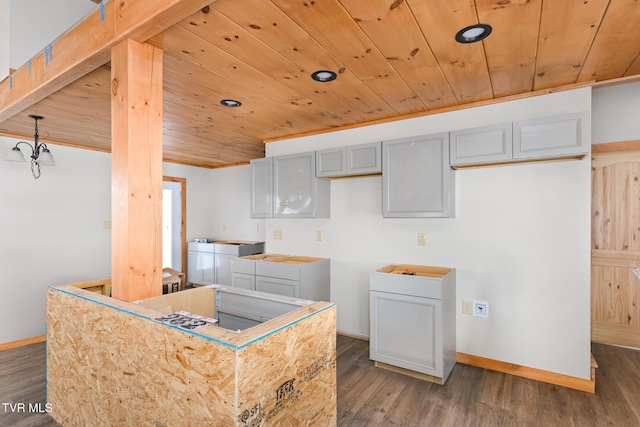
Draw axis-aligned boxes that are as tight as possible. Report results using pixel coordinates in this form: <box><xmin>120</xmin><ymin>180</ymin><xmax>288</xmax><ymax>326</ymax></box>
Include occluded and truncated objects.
<box><xmin>164</xmin><ymin>162</ymin><xmax>216</xmax><ymax>241</ymax></box>
<box><xmin>211</xmin><ymin>164</ymin><xmax>266</xmax><ymax>242</ymax></box>
<box><xmin>0</xmin><ymin>0</ymin><xmax>9</xmax><ymax>79</ymax></box>
<box><xmin>592</xmin><ymin>80</ymin><xmax>640</xmax><ymax>144</ymax></box>
<box><xmin>262</xmin><ymin>88</ymin><xmax>592</xmax><ymax>379</ymax></box>
<box><xmin>0</xmin><ymin>137</ymin><xmax>215</xmax><ymax>344</ymax></box>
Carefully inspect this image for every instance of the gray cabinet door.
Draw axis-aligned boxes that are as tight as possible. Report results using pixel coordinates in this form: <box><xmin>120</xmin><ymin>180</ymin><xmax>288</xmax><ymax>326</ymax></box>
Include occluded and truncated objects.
<box><xmin>214</xmin><ymin>253</ymin><xmax>236</xmax><ymax>286</ymax></box>
<box><xmin>450</xmin><ymin>123</ymin><xmax>513</xmax><ymax>166</ymax></box>
<box><xmin>316</xmin><ymin>142</ymin><xmax>382</xmax><ymax>178</ymax></box>
<box><xmin>188</xmin><ymin>250</ymin><xmax>215</xmax><ymax>286</ymax></box>
<box><xmin>347</xmin><ymin>142</ymin><xmax>381</xmax><ymax>175</ymax></box>
<box><xmin>274</xmin><ymin>152</ymin><xmax>330</xmax><ymax>218</ymax></box>
<box><xmin>232</xmin><ymin>273</ymin><xmax>255</xmax><ymax>290</ymax></box>
<box><xmin>316</xmin><ymin>147</ymin><xmax>346</xmax><ymax>177</ymax></box>
<box><xmin>256</xmin><ymin>276</ymin><xmax>300</xmax><ymax>298</ymax></box>
<box><xmin>513</xmin><ymin>111</ymin><xmax>589</xmax><ymax>159</ymax></box>
<box><xmin>370</xmin><ymin>290</ymin><xmax>442</xmax><ymax>377</ymax></box>
<box><xmin>382</xmin><ymin>133</ymin><xmax>453</xmax><ymax>217</ymax></box>
<box><xmin>250</xmin><ymin>157</ymin><xmax>273</xmax><ymax>218</ymax></box>
<box><xmin>274</xmin><ymin>153</ymin><xmax>315</xmax><ymax>217</ymax></box>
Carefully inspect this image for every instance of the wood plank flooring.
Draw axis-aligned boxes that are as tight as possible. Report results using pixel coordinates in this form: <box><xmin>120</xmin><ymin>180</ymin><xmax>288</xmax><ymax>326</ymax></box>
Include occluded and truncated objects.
<box><xmin>1</xmin><ymin>336</ymin><xmax>639</xmax><ymax>426</ymax></box>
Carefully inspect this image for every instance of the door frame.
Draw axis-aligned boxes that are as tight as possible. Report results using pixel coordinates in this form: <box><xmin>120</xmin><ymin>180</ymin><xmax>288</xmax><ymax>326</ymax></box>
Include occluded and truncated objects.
<box><xmin>163</xmin><ymin>175</ymin><xmax>187</xmax><ymax>274</ymax></box>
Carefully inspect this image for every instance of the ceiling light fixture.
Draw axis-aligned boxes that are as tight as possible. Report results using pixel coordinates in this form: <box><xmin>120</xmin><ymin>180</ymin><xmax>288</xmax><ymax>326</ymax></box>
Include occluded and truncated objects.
<box><xmin>311</xmin><ymin>70</ymin><xmax>337</xmax><ymax>82</ymax></box>
<box><xmin>5</xmin><ymin>114</ymin><xmax>55</xmax><ymax>179</ymax></box>
<box><xmin>455</xmin><ymin>24</ymin><xmax>492</xmax><ymax>44</ymax></box>
<box><xmin>221</xmin><ymin>99</ymin><xmax>242</xmax><ymax>107</ymax></box>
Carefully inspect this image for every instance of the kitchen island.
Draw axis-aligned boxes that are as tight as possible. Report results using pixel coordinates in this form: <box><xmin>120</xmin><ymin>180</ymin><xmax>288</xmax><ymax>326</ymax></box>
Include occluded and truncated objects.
<box><xmin>46</xmin><ymin>282</ymin><xmax>336</xmax><ymax>426</ymax></box>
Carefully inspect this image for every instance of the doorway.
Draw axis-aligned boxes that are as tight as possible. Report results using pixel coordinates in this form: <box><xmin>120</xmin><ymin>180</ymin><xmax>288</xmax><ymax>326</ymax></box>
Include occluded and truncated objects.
<box><xmin>591</xmin><ymin>146</ymin><xmax>640</xmax><ymax>349</ymax></box>
<box><xmin>163</xmin><ymin>176</ymin><xmax>186</xmax><ymax>273</ymax></box>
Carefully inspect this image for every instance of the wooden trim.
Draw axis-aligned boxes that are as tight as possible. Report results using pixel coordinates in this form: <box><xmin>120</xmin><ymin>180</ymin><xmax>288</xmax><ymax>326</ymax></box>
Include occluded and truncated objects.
<box><xmin>456</xmin><ymin>352</ymin><xmax>595</xmax><ymax>394</ymax></box>
<box><xmin>452</xmin><ymin>154</ymin><xmax>587</xmax><ymax>170</ymax></box>
<box><xmin>0</xmin><ymin>0</ymin><xmax>214</xmax><ymax>123</ymax></box>
<box><xmin>337</xmin><ymin>331</ymin><xmax>369</xmax><ymax>341</ymax></box>
<box><xmin>163</xmin><ymin>175</ymin><xmax>187</xmax><ymax>277</ymax></box>
<box><xmin>0</xmin><ymin>335</ymin><xmax>46</xmax><ymax>351</ymax></box>
<box><xmin>374</xmin><ymin>361</ymin><xmax>444</xmax><ymax>385</ymax></box>
<box><xmin>263</xmin><ymin>80</ymin><xmax>593</xmax><ymax>143</ymax></box>
<box><xmin>592</xmin><ymin>322</ymin><xmax>640</xmax><ymax>349</ymax></box>
<box><xmin>592</xmin><ymin>140</ymin><xmax>640</xmax><ymax>154</ymax></box>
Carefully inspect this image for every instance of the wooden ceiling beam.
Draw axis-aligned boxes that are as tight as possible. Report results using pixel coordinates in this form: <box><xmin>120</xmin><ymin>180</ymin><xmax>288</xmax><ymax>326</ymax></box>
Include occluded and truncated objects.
<box><xmin>0</xmin><ymin>0</ymin><xmax>215</xmax><ymax>124</ymax></box>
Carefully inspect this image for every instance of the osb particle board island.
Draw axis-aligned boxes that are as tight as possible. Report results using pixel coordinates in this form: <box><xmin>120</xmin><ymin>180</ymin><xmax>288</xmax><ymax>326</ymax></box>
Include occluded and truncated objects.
<box><xmin>46</xmin><ymin>282</ymin><xmax>336</xmax><ymax>426</ymax></box>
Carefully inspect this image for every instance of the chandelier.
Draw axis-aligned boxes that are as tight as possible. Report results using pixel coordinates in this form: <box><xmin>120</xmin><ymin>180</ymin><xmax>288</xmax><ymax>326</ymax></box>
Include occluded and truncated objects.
<box><xmin>5</xmin><ymin>114</ymin><xmax>55</xmax><ymax>179</ymax></box>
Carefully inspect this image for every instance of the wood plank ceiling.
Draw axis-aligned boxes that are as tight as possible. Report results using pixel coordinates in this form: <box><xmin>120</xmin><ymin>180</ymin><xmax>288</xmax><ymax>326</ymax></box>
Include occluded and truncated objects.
<box><xmin>1</xmin><ymin>0</ymin><xmax>640</xmax><ymax>168</ymax></box>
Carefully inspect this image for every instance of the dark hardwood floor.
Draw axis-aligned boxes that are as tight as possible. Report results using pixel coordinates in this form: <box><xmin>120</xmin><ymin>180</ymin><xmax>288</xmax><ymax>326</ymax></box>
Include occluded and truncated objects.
<box><xmin>1</xmin><ymin>336</ymin><xmax>639</xmax><ymax>426</ymax></box>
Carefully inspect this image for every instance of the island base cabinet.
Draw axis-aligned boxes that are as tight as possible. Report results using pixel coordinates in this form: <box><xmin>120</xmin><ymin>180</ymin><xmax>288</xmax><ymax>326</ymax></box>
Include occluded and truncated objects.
<box><xmin>370</xmin><ymin>291</ymin><xmax>441</xmax><ymax>376</ymax></box>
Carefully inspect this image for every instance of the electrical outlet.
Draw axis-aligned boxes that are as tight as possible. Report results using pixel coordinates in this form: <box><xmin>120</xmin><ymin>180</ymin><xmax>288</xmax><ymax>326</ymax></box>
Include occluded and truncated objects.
<box><xmin>462</xmin><ymin>300</ymin><xmax>472</xmax><ymax>315</ymax></box>
<box><xmin>473</xmin><ymin>300</ymin><xmax>489</xmax><ymax>318</ymax></box>
<box><xmin>222</xmin><ymin>224</ymin><xmax>227</xmax><ymax>232</ymax></box>
<box><xmin>316</xmin><ymin>230</ymin><xmax>323</xmax><ymax>241</ymax></box>
<box><xmin>253</xmin><ymin>223</ymin><xmax>259</xmax><ymax>233</ymax></box>
<box><xmin>418</xmin><ymin>233</ymin><xmax>427</xmax><ymax>246</ymax></box>
<box><xmin>273</xmin><ymin>230</ymin><xmax>283</xmax><ymax>240</ymax></box>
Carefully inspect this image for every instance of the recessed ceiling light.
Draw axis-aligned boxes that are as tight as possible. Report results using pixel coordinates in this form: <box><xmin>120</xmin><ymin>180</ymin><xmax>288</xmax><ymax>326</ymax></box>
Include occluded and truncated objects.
<box><xmin>221</xmin><ymin>99</ymin><xmax>242</xmax><ymax>107</ymax></box>
<box><xmin>311</xmin><ymin>70</ymin><xmax>337</xmax><ymax>82</ymax></box>
<box><xmin>455</xmin><ymin>24</ymin><xmax>492</xmax><ymax>44</ymax></box>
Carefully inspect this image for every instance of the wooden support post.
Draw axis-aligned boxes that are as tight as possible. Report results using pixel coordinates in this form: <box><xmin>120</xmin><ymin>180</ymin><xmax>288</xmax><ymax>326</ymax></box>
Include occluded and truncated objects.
<box><xmin>110</xmin><ymin>39</ymin><xmax>163</xmax><ymax>302</ymax></box>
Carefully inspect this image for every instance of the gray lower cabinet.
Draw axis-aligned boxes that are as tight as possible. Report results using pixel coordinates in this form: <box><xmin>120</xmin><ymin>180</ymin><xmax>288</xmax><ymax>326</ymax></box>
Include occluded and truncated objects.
<box><xmin>316</xmin><ymin>142</ymin><xmax>382</xmax><ymax>178</ymax></box>
<box><xmin>187</xmin><ymin>244</ymin><xmax>215</xmax><ymax>286</ymax></box>
<box><xmin>382</xmin><ymin>133</ymin><xmax>454</xmax><ymax>218</ymax></box>
<box><xmin>369</xmin><ymin>264</ymin><xmax>456</xmax><ymax>384</ymax></box>
<box><xmin>188</xmin><ymin>242</ymin><xmax>264</xmax><ymax>287</ymax></box>
<box><xmin>231</xmin><ymin>255</ymin><xmax>330</xmax><ymax>301</ymax></box>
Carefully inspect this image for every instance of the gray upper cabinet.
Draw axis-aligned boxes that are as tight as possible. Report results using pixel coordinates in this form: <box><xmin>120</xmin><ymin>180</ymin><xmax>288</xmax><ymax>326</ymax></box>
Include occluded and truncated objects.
<box><xmin>514</xmin><ymin>111</ymin><xmax>589</xmax><ymax>160</ymax></box>
<box><xmin>274</xmin><ymin>152</ymin><xmax>330</xmax><ymax>218</ymax></box>
<box><xmin>316</xmin><ymin>142</ymin><xmax>382</xmax><ymax>178</ymax></box>
<box><xmin>382</xmin><ymin>133</ymin><xmax>454</xmax><ymax>218</ymax></box>
<box><xmin>316</xmin><ymin>147</ymin><xmax>346</xmax><ymax>177</ymax></box>
<box><xmin>251</xmin><ymin>153</ymin><xmax>330</xmax><ymax>218</ymax></box>
<box><xmin>450</xmin><ymin>123</ymin><xmax>513</xmax><ymax>166</ymax></box>
<box><xmin>250</xmin><ymin>157</ymin><xmax>274</xmax><ymax>218</ymax></box>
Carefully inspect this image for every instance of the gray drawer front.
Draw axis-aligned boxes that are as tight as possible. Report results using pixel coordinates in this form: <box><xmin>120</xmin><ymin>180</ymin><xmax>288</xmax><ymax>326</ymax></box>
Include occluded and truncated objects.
<box><xmin>231</xmin><ymin>258</ymin><xmax>255</xmax><ymax>275</ymax></box>
<box><xmin>370</xmin><ymin>273</ymin><xmax>442</xmax><ymax>299</ymax></box>
<box><xmin>187</xmin><ymin>242</ymin><xmax>215</xmax><ymax>252</ymax></box>
<box><xmin>256</xmin><ymin>261</ymin><xmax>300</xmax><ymax>281</ymax></box>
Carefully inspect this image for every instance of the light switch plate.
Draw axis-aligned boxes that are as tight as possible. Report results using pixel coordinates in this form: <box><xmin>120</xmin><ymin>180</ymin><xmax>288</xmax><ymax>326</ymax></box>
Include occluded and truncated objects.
<box><xmin>462</xmin><ymin>300</ymin><xmax>472</xmax><ymax>315</ymax></box>
<box><xmin>273</xmin><ymin>229</ymin><xmax>283</xmax><ymax>240</ymax></box>
<box><xmin>418</xmin><ymin>233</ymin><xmax>427</xmax><ymax>246</ymax></box>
